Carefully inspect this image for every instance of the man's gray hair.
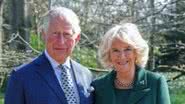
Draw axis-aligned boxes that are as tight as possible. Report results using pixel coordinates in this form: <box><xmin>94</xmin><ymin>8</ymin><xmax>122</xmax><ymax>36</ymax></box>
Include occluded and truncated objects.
<box><xmin>39</xmin><ymin>7</ymin><xmax>81</xmax><ymax>35</ymax></box>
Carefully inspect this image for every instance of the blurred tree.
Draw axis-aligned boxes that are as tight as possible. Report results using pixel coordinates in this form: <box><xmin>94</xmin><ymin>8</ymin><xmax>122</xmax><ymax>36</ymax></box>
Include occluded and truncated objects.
<box><xmin>155</xmin><ymin>0</ymin><xmax>185</xmax><ymax>69</ymax></box>
<box><xmin>7</xmin><ymin>0</ymin><xmax>31</xmax><ymax>50</ymax></box>
<box><xmin>0</xmin><ymin>0</ymin><xmax>4</xmax><ymax>66</ymax></box>
<box><xmin>48</xmin><ymin>0</ymin><xmax>185</xmax><ymax>69</ymax></box>
<box><xmin>0</xmin><ymin>0</ymin><xmax>184</xmax><ymax>70</ymax></box>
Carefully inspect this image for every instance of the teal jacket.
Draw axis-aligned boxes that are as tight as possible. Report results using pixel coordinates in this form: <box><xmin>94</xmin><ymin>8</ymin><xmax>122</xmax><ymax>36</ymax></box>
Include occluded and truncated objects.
<box><xmin>92</xmin><ymin>67</ymin><xmax>171</xmax><ymax>104</ymax></box>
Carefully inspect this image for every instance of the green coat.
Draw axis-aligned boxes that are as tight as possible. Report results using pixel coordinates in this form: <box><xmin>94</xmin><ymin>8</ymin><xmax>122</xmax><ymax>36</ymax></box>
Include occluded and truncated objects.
<box><xmin>92</xmin><ymin>67</ymin><xmax>171</xmax><ymax>104</ymax></box>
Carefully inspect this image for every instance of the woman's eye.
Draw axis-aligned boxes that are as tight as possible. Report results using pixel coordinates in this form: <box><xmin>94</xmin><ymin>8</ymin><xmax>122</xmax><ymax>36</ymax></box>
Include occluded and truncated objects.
<box><xmin>125</xmin><ymin>48</ymin><xmax>132</xmax><ymax>51</ymax></box>
<box><xmin>52</xmin><ymin>32</ymin><xmax>56</xmax><ymax>34</ymax></box>
<box><xmin>125</xmin><ymin>47</ymin><xmax>133</xmax><ymax>52</ymax></box>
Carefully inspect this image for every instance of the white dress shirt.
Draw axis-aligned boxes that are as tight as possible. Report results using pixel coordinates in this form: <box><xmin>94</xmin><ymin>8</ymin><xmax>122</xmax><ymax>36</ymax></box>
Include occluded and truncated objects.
<box><xmin>44</xmin><ymin>50</ymin><xmax>80</xmax><ymax>104</ymax></box>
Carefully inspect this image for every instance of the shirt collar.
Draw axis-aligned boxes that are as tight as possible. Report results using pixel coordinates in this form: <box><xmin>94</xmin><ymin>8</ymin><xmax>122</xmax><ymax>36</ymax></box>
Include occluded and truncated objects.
<box><xmin>44</xmin><ymin>50</ymin><xmax>71</xmax><ymax>69</ymax></box>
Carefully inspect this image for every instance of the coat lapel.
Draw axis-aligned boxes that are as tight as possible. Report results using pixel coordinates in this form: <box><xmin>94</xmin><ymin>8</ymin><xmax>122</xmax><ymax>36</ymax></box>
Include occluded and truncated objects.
<box><xmin>128</xmin><ymin>67</ymin><xmax>151</xmax><ymax>104</ymax></box>
<box><xmin>34</xmin><ymin>53</ymin><xmax>67</xmax><ymax>104</ymax></box>
<box><xmin>103</xmin><ymin>71</ymin><xmax>117</xmax><ymax>104</ymax></box>
<box><xmin>70</xmin><ymin>60</ymin><xmax>84</xmax><ymax>103</ymax></box>
<box><xmin>70</xmin><ymin>60</ymin><xmax>91</xmax><ymax>104</ymax></box>
<box><xmin>94</xmin><ymin>68</ymin><xmax>150</xmax><ymax>104</ymax></box>
<box><xmin>97</xmin><ymin>71</ymin><xmax>117</xmax><ymax>104</ymax></box>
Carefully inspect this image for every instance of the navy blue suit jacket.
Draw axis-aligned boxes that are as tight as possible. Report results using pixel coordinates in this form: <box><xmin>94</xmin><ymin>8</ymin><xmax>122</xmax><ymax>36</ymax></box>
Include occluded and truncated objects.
<box><xmin>5</xmin><ymin>53</ymin><xmax>94</xmax><ymax>104</ymax></box>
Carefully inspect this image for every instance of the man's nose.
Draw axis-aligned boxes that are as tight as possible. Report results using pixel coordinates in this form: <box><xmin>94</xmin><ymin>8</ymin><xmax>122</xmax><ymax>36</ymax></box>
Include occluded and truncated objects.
<box><xmin>58</xmin><ymin>35</ymin><xmax>66</xmax><ymax>44</ymax></box>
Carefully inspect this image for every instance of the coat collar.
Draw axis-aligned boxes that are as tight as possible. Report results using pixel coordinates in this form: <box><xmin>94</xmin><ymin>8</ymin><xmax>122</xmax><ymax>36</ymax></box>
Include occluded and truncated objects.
<box><xmin>98</xmin><ymin>66</ymin><xmax>151</xmax><ymax>104</ymax></box>
<box><xmin>128</xmin><ymin>66</ymin><xmax>151</xmax><ymax>104</ymax></box>
<box><xmin>34</xmin><ymin>53</ymin><xmax>92</xmax><ymax>104</ymax></box>
<box><xmin>70</xmin><ymin>60</ymin><xmax>93</xmax><ymax>104</ymax></box>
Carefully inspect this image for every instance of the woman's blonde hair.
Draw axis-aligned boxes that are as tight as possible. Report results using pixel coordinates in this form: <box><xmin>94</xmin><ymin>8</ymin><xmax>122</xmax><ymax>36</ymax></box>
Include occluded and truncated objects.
<box><xmin>98</xmin><ymin>23</ymin><xmax>149</xmax><ymax>69</ymax></box>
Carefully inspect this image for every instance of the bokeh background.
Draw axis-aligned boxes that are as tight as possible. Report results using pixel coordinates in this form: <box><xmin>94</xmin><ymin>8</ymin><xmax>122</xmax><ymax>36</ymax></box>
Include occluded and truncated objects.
<box><xmin>0</xmin><ymin>0</ymin><xmax>185</xmax><ymax>103</ymax></box>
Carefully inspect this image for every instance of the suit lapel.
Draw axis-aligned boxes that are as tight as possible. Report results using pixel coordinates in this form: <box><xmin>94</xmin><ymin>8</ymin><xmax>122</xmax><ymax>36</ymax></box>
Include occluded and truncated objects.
<box><xmin>34</xmin><ymin>53</ymin><xmax>67</xmax><ymax>104</ymax></box>
<box><xmin>128</xmin><ymin>67</ymin><xmax>151</xmax><ymax>104</ymax></box>
<box><xmin>70</xmin><ymin>60</ymin><xmax>95</xmax><ymax>104</ymax></box>
<box><xmin>70</xmin><ymin>60</ymin><xmax>87</xmax><ymax>104</ymax></box>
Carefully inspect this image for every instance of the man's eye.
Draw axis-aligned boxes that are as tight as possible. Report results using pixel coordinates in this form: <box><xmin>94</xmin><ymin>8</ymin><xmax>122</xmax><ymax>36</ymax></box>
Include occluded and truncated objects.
<box><xmin>63</xmin><ymin>33</ymin><xmax>73</xmax><ymax>38</ymax></box>
<box><xmin>63</xmin><ymin>33</ymin><xmax>71</xmax><ymax>36</ymax></box>
<box><xmin>112</xmin><ymin>49</ymin><xmax>119</xmax><ymax>52</ymax></box>
<box><xmin>51</xmin><ymin>32</ymin><xmax>58</xmax><ymax>37</ymax></box>
<box><xmin>53</xmin><ymin>32</ymin><xmax>57</xmax><ymax>34</ymax></box>
<box><xmin>63</xmin><ymin>33</ymin><xmax>69</xmax><ymax>35</ymax></box>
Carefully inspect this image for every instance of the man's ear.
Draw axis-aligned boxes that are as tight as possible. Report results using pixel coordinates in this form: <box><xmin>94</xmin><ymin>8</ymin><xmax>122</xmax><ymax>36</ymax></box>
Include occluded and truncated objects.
<box><xmin>75</xmin><ymin>34</ymin><xmax>80</xmax><ymax>44</ymax></box>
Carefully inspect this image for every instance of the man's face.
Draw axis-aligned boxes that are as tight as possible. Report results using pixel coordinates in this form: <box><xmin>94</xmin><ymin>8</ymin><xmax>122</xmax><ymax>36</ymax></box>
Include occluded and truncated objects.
<box><xmin>43</xmin><ymin>17</ymin><xmax>80</xmax><ymax>64</ymax></box>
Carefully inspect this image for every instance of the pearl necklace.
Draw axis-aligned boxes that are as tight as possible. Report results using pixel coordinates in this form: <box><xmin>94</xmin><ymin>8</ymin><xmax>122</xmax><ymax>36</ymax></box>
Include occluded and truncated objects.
<box><xmin>114</xmin><ymin>78</ymin><xmax>133</xmax><ymax>89</ymax></box>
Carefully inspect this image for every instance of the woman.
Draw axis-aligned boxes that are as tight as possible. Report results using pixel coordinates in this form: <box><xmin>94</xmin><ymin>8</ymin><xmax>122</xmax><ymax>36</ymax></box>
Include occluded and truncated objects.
<box><xmin>92</xmin><ymin>23</ymin><xmax>171</xmax><ymax>104</ymax></box>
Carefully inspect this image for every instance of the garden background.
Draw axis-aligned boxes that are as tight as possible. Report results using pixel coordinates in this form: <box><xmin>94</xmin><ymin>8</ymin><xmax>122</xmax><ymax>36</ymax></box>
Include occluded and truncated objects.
<box><xmin>0</xmin><ymin>0</ymin><xmax>185</xmax><ymax>103</ymax></box>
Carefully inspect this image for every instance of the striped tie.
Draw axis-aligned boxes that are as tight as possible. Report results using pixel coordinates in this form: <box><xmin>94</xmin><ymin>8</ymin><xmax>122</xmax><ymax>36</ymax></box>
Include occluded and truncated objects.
<box><xmin>59</xmin><ymin>65</ymin><xmax>78</xmax><ymax>104</ymax></box>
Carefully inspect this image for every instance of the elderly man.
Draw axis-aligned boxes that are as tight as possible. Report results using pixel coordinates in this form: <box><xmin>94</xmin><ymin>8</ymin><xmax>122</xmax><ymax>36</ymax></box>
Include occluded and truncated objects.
<box><xmin>5</xmin><ymin>7</ymin><xmax>94</xmax><ymax>104</ymax></box>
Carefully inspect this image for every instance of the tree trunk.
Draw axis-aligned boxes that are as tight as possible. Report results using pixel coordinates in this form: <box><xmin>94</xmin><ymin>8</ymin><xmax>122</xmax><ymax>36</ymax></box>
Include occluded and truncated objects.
<box><xmin>9</xmin><ymin>0</ymin><xmax>30</xmax><ymax>50</ymax></box>
<box><xmin>0</xmin><ymin>0</ymin><xmax>4</xmax><ymax>66</ymax></box>
<box><xmin>148</xmin><ymin>0</ymin><xmax>156</xmax><ymax>70</ymax></box>
<box><xmin>23</xmin><ymin>0</ymin><xmax>31</xmax><ymax>51</ymax></box>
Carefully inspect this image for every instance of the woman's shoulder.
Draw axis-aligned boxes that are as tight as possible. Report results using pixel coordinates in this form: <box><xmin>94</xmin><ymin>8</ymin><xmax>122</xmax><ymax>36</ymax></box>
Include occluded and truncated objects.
<box><xmin>146</xmin><ymin>69</ymin><xmax>163</xmax><ymax>78</ymax></box>
<box><xmin>141</xmin><ymin>68</ymin><xmax>167</xmax><ymax>83</ymax></box>
<box><xmin>92</xmin><ymin>70</ymin><xmax>115</xmax><ymax>87</ymax></box>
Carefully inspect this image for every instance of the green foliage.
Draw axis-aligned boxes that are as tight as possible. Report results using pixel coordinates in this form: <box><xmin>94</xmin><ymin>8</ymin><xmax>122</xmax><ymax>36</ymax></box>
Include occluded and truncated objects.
<box><xmin>2</xmin><ymin>47</ymin><xmax>36</xmax><ymax>71</ymax></box>
<box><xmin>0</xmin><ymin>73</ymin><xmax>8</xmax><ymax>93</ymax></box>
<box><xmin>30</xmin><ymin>33</ymin><xmax>45</xmax><ymax>52</ymax></box>
<box><xmin>0</xmin><ymin>92</ymin><xmax>4</xmax><ymax>104</ymax></box>
<box><xmin>170</xmin><ymin>88</ymin><xmax>185</xmax><ymax>104</ymax></box>
<box><xmin>30</xmin><ymin>33</ymin><xmax>98</xmax><ymax>68</ymax></box>
<box><xmin>72</xmin><ymin>46</ymin><xmax>98</xmax><ymax>68</ymax></box>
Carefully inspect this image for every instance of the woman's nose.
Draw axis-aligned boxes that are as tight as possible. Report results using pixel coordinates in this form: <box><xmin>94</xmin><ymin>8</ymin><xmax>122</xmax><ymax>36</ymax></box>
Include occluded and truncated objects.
<box><xmin>119</xmin><ymin>51</ymin><xmax>127</xmax><ymax>58</ymax></box>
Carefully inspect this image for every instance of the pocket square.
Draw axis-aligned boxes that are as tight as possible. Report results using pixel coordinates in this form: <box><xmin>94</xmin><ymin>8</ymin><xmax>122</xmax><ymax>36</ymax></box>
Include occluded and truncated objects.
<box><xmin>87</xmin><ymin>86</ymin><xmax>94</xmax><ymax>92</ymax></box>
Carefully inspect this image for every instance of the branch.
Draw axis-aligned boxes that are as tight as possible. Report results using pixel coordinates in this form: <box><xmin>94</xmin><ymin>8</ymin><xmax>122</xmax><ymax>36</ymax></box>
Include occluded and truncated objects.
<box><xmin>155</xmin><ymin>65</ymin><xmax>185</xmax><ymax>73</ymax></box>
<box><xmin>6</xmin><ymin>32</ymin><xmax>41</xmax><ymax>54</ymax></box>
<box><xmin>167</xmin><ymin>73</ymin><xmax>185</xmax><ymax>82</ymax></box>
<box><xmin>135</xmin><ymin>0</ymin><xmax>182</xmax><ymax>23</ymax></box>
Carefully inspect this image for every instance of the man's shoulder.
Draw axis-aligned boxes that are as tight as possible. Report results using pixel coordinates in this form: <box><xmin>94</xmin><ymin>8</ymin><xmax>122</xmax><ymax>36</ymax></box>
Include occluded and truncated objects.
<box><xmin>71</xmin><ymin>60</ymin><xmax>90</xmax><ymax>71</ymax></box>
<box><xmin>71</xmin><ymin>60</ymin><xmax>85</xmax><ymax>67</ymax></box>
<box><xmin>12</xmin><ymin>54</ymin><xmax>44</xmax><ymax>73</ymax></box>
<box><xmin>13</xmin><ymin>58</ymin><xmax>36</xmax><ymax>73</ymax></box>
<box><xmin>71</xmin><ymin>59</ymin><xmax>93</xmax><ymax>77</ymax></box>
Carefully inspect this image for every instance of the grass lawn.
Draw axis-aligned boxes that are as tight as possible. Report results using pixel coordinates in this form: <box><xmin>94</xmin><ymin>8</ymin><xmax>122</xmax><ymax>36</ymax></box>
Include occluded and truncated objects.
<box><xmin>0</xmin><ymin>93</ymin><xmax>3</xmax><ymax>104</ymax></box>
<box><xmin>0</xmin><ymin>99</ymin><xmax>3</xmax><ymax>104</ymax></box>
<box><xmin>0</xmin><ymin>88</ymin><xmax>184</xmax><ymax>104</ymax></box>
<box><xmin>170</xmin><ymin>88</ymin><xmax>185</xmax><ymax>104</ymax></box>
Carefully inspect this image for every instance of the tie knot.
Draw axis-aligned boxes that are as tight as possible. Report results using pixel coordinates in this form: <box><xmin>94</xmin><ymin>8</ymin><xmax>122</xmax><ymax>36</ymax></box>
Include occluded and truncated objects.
<box><xmin>59</xmin><ymin>64</ymin><xmax>68</xmax><ymax>69</ymax></box>
<box><xmin>59</xmin><ymin>64</ymin><xmax>69</xmax><ymax>70</ymax></box>
<box><xmin>59</xmin><ymin>65</ymin><xmax>68</xmax><ymax>74</ymax></box>
<box><xmin>58</xmin><ymin>64</ymin><xmax>64</xmax><ymax>69</ymax></box>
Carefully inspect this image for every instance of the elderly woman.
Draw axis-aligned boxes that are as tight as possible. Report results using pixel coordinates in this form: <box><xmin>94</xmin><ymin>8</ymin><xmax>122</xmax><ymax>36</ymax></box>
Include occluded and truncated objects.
<box><xmin>92</xmin><ymin>23</ymin><xmax>171</xmax><ymax>104</ymax></box>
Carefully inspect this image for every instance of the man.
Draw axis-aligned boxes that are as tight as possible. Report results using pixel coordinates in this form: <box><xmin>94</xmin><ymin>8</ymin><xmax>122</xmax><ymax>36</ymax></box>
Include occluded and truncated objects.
<box><xmin>5</xmin><ymin>7</ymin><xmax>94</xmax><ymax>104</ymax></box>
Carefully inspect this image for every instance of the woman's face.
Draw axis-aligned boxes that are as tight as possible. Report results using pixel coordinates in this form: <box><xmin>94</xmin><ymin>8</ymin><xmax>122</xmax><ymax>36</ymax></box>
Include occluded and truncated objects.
<box><xmin>109</xmin><ymin>38</ymin><xmax>136</xmax><ymax>73</ymax></box>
